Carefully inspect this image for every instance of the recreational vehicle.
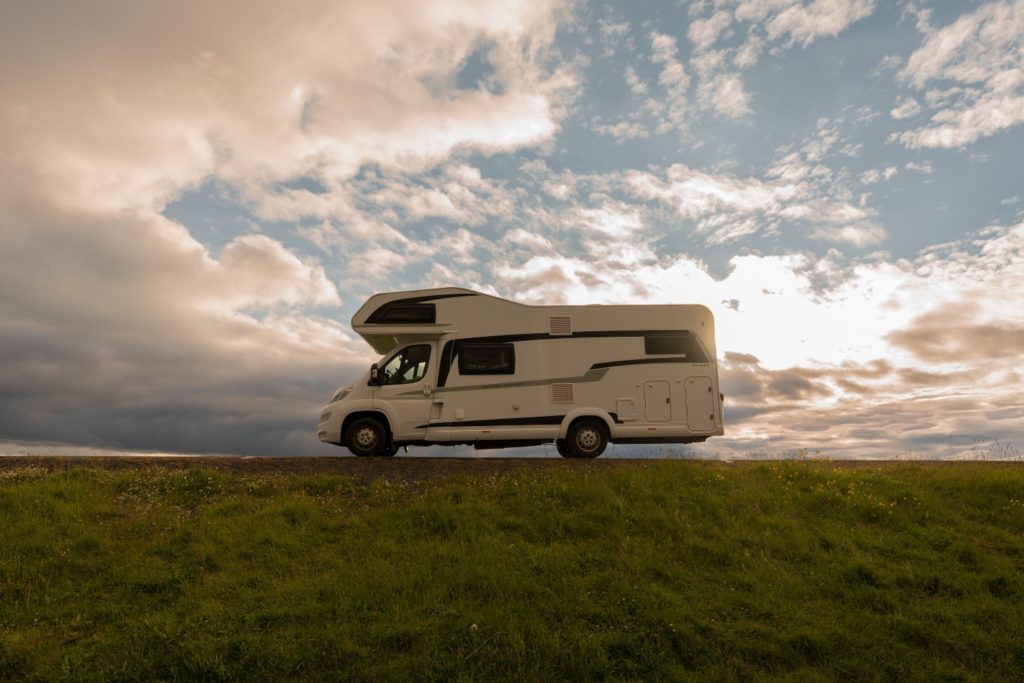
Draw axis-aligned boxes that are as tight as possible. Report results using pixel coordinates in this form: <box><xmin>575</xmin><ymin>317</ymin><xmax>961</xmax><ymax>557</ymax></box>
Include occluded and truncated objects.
<box><xmin>316</xmin><ymin>288</ymin><xmax>724</xmax><ymax>457</ymax></box>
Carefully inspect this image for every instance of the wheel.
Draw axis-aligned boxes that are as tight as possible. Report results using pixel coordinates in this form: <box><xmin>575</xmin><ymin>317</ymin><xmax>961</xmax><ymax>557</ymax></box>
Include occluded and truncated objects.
<box><xmin>345</xmin><ymin>417</ymin><xmax>388</xmax><ymax>457</ymax></box>
<box><xmin>566</xmin><ymin>418</ymin><xmax>608</xmax><ymax>459</ymax></box>
<box><xmin>555</xmin><ymin>439</ymin><xmax>572</xmax><ymax>458</ymax></box>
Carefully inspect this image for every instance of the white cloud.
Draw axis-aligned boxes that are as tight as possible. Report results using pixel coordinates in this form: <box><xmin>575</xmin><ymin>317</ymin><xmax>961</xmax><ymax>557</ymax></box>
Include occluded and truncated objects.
<box><xmin>764</xmin><ymin>0</ymin><xmax>875</xmax><ymax>47</ymax></box>
<box><xmin>650</xmin><ymin>32</ymin><xmax>691</xmax><ymax>132</ymax></box>
<box><xmin>624</xmin><ymin>66</ymin><xmax>648</xmax><ymax>96</ymax></box>
<box><xmin>810</xmin><ymin>223</ymin><xmax>886</xmax><ymax>247</ymax></box>
<box><xmin>688</xmin><ymin>10</ymin><xmax>733</xmax><ymax>50</ymax></box>
<box><xmin>890</xmin><ymin>96</ymin><xmax>922</xmax><ymax>119</ymax></box>
<box><xmin>626</xmin><ymin>162</ymin><xmax>880</xmax><ymax>246</ymax></box>
<box><xmin>860</xmin><ymin>166</ymin><xmax>898</xmax><ymax>184</ymax></box>
<box><xmin>0</xmin><ymin>0</ymin><xmax>574</xmax><ymax>212</ymax></box>
<box><xmin>574</xmin><ymin>204</ymin><xmax>644</xmax><ymax>238</ymax></box>
<box><xmin>905</xmin><ymin>161</ymin><xmax>933</xmax><ymax>174</ymax></box>
<box><xmin>682</xmin><ymin>0</ymin><xmax>876</xmax><ymax>122</ymax></box>
<box><xmin>896</xmin><ymin>0</ymin><xmax>1024</xmax><ymax>148</ymax></box>
<box><xmin>699</xmin><ymin>72</ymin><xmax>753</xmax><ymax>119</ymax></box>
<box><xmin>589</xmin><ymin>118</ymin><xmax>651</xmax><ymax>140</ymax></box>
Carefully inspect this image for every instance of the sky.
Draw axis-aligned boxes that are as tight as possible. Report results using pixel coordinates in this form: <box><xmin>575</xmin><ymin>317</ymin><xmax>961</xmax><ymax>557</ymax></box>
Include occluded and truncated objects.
<box><xmin>1</xmin><ymin>0</ymin><xmax>1022</xmax><ymax>459</ymax></box>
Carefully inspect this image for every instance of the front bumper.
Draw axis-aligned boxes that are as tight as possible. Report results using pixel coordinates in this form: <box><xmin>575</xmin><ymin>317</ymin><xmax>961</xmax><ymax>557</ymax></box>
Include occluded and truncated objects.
<box><xmin>316</xmin><ymin>404</ymin><xmax>343</xmax><ymax>444</ymax></box>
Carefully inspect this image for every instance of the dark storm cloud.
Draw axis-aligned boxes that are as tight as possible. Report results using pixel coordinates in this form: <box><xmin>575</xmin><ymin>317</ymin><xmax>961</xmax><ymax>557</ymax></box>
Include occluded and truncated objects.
<box><xmin>0</xmin><ymin>185</ymin><xmax>366</xmax><ymax>456</ymax></box>
<box><xmin>888</xmin><ymin>303</ymin><xmax>1024</xmax><ymax>363</ymax></box>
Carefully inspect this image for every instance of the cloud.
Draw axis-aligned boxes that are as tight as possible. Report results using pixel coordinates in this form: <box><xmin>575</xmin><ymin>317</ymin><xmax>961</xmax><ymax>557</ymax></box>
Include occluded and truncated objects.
<box><xmin>860</xmin><ymin>166</ymin><xmax>898</xmax><ymax>184</ymax></box>
<box><xmin>888</xmin><ymin>302</ymin><xmax>1024</xmax><ymax>363</ymax></box>
<box><xmin>698</xmin><ymin>72</ymin><xmax>753</xmax><ymax>119</ymax></box>
<box><xmin>588</xmin><ymin>118</ymin><xmax>651</xmax><ymax>141</ymax></box>
<box><xmin>716</xmin><ymin>351</ymin><xmax>1024</xmax><ymax>458</ymax></box>
<box><xmin>890</xmin><ymin>96</ymin><xmax>922</xmax><ymax>119</ymax></box>
<box><xmin>626</xmin><ymin>162</ymin><xmax>880</xmax><ymax>245</ymax></box>
<box><xmin>763</xmin><ymin>0</ymin><xmax>875</xmax><ymax>47</ymax></box>
<box><xmin>683</xmin><ymin>1</ymin><xmax>875</xmax><ymax>120</ymax></box>
<box><xmin>688</xmin><ymin>10</ymin><xmax>733</xmax><ymax>51</ymax></box>
<box><xmin>895</xmin><ymin>0</ymin><xmax>1024</xmax><ymax>148</ymax></box>
<box><xmin>0</xmin><ymin>0</ymin><xmax>574</xmax><ymax>208</ymax></box>
<box><xmin>0</xmin><ymin>191</ymin><xmax>365</xmax><ymax>455</ymax></box>
<box><xmin>484</xmin><ymin>209</ymin><xmax>1024</xmax><ymax>456</ymax></box>
<box><xmin>0</xmin><ymin>0</ymin><xmax>577</xmax><ymax>455</ymax></box>
<box><xmin>809</xmin><ymin>223</ymin><xmax>886</xmax><ymax>247</ymax></box>
<box><xmin>650</xmin><ymin>32</ymin><xmax>692</xmax><ymax>132</ymax></box>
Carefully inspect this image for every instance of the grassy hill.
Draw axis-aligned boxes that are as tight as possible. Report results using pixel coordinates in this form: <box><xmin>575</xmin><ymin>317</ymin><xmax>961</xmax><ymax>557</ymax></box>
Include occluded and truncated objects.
<box><xmin>1</xmin><ymin>459</ymin><xmax>1022</xmax><ymax>680</ymax></box>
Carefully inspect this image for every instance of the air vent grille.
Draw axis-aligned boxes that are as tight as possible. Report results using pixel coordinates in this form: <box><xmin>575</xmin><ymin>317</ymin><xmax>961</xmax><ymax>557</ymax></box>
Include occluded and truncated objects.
<box><xmin>549</xmin><ymin>316</ymin><xmax>572</xmax><ymax>336</ymax></box>
<box><xmin>551</xmin><ymin>383</ymin><xmax>575</xmax><ymax>404</ymax></box>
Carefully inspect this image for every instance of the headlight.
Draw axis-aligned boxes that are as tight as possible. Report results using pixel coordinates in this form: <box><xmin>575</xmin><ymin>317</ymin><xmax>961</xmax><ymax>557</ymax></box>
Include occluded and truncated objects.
<box><xmin>330</xmin><ymin>386</ymin><xmax>352</xmax><ymax>402</ymax></box>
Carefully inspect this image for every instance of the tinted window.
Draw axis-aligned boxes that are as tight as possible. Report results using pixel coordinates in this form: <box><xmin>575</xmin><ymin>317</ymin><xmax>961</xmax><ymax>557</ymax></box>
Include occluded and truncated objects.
<box><xmin>380</xmin><ymin>344</ymin><xmax>431</xmax><ymax>384</ymax></box>
<box><xmin>458</xmin><ymin>343</ymin><xmax>515</xmax><ymax>375</ymax></box>
<box><xmin>367</xmin><ymin>303</ymin><xmax>436</xmax><ymax>324</ymax></box>
<box><xmin>644</xmin><ymin>332</ymin><xmax>708</xmax><ymax>362</ymax></box>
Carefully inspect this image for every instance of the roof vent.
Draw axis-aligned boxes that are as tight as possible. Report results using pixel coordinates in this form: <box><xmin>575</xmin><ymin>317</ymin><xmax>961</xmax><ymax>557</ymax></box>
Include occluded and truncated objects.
<box><xmin>551</xmin><ymin>383</ymin><xmax>574</xmax><ymax>404</ymax></box>
<box><xmin>549</xmin><ymin>316</ymin><xmax>572</xmax><ymax>336</ymax></box>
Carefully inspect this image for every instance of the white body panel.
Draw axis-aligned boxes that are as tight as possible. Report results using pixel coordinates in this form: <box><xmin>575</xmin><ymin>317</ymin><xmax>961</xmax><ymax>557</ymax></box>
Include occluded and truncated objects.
<box><xmin>316</xmin><ymin>288</ymin><xmax>724</xmax><ymax>453</ymax></box>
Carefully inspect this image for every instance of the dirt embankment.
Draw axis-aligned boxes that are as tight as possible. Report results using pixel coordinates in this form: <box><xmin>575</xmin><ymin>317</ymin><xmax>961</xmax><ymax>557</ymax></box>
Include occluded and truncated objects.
<box><xmin>0</xmin><ymin>455</ymin><xmax>643</xmax><ymax>486</ymax></box>
<box><xmin>2</xmin><ymin>455</ymin><xmax>1019</xmax><ymax>488</ymax></box>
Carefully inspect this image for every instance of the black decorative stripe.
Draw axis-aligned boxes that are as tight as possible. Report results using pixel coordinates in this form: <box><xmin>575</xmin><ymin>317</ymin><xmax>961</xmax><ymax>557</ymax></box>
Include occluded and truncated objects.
<box><xmin>437</xmin><ymin>329</ymin><xmax>707</xmax><ymax>387</ymax></box>
<box><xmin>438</xmin><ymin>338</ymin><xmax>458</xmax><ymax>387</ymax></box>
<box><xmin>394</xmin><ymin>293</ymin><xmax>478</xmax><ymax>304</ymax></box>
<box><xmin>416</xmin><ymin>415</ymin><xmax>566</xmax><ymax>430</ymax></box>
<box><xmin>590</xmin><ymin>357</ymin><xmax>690</xmax><ymax>369</ymax></box>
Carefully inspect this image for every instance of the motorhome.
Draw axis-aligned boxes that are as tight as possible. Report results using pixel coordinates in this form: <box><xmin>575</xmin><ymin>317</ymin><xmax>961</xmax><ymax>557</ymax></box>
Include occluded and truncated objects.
<box><xmin>316</xmin><ymin>288</ymin><xmax>724</xmax><ymax>457</ymax></box>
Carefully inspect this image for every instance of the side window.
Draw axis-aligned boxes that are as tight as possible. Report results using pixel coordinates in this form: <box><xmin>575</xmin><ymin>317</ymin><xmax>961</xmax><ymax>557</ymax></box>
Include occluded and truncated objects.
<box><xmin>380</xmin><ymin>344</ymin><xmax>431</xmax><ymax>385</ymax></box>
<box><xmin>367</xmin><ymin>303</ymin><xmax>436</xmax><ymax>324</ymax></box>
<box><xmin>644</xmin><ymin>332</ymin><xmax>709</xmax><ymax>362</ymax></box>
<box><xmin>458</xmin><ymin>343</ymin><xmax>515</xmax><ymax>375</ymax></box>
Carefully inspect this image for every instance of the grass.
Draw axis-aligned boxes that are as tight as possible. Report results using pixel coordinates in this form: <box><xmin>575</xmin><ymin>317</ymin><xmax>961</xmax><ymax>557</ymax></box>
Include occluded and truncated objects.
<box><xmin>1</xmin><ymin>461</ymin><xmax>1023</xmax><ymax>681</ymax></box>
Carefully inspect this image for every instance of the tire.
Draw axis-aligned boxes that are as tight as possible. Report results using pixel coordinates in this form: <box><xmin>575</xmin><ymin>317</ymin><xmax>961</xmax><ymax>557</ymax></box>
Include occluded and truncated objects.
<box><xmin>555</xmin><ymin>439</ymin><xmax>572</xmax><ymax>458</ymax></box>
<box><xmin>345</xmin><ymin>417</ymin><xmax>388</xmax><ymax>457</ymax></box>
<box><xmin>567</xmin><ymin>418</ymin><xmax>608</xmax><ymax>459</ymax></box>
<box><xmin>380</xmin><ymin>444</ymin><xmax>399</xmax><ymax>458</ymax></box>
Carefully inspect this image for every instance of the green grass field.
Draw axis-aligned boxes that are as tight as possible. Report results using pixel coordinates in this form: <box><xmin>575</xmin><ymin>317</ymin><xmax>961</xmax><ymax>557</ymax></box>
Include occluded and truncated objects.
<box><xmin>1</xmin><ymin>460</ymin><xmax>1023</xmax><ymax>681</ymax></box>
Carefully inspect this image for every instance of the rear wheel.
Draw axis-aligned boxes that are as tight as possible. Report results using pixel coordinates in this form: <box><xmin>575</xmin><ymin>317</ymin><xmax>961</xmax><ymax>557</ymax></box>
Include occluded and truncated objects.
<box><xmin>345</xmin><ymin>417</ymin><xmax>388</xmax><ymax>457</ymax></box>
<box><xmin>555</xmin><ymin>439</ymin><xmax>571</xmax><ymax>458</ymax></box>
<box><xmin>566</xmin><ymin>418</ymin><xmax>608</xmax><ymax>459</ymax></box>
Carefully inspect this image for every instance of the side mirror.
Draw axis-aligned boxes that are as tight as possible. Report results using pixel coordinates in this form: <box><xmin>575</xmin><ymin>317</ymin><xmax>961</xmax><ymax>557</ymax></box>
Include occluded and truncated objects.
<box><xmin>370</xmin><ymin>363</ymin><xmax>379</xmax><ymax>385</ymax></box>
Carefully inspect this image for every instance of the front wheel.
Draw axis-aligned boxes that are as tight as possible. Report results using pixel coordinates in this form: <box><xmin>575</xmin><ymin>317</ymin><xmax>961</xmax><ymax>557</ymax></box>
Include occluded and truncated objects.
<box><xmin>555</xmin><ymin>439</ymin><xmax>572</xmax><ymax>458</ymax></box>
<box><xmin>345</xmin><ymin>417</ymin><xmax>388</xmax><ymax>457</ymax></box>
<box><xmin>566</xmin><ymin>419</ymin><xmax>608</xmax><ymax>459</ymax></box>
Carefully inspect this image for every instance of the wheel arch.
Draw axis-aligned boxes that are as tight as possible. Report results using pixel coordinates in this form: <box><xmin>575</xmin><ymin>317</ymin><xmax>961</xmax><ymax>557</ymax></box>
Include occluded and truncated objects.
<box><xmin>341</xmin><ymin>410</ymin><xmax>392</xmax><ymax>443</ymax></box>
<box><xmin>558</xmin><ymin>409</ymin><xmax>616</xmax><ymax>440</ymax></box>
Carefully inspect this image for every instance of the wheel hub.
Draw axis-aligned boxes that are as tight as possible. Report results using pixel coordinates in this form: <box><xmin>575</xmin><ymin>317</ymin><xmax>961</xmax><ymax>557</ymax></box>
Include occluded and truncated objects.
<box><xmin>355</xmin><ymin>427</ymin><xmax>378</xmax><ymax>448</ymax></box>
<box><xmin>577</xmin><ymin>428</ymin><xmax>599</xmax><ymax>450</ymax></box>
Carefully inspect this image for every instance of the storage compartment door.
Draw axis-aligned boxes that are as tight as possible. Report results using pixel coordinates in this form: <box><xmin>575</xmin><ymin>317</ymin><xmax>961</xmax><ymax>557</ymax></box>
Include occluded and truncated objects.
<box><xmin>685</xmin><ymin>377</ymin><xmax>715</xmax><ymax>432</ymax></box>
<box><xmin>644</xmin><ymin>380</ymin><xmax>672</xmax><ymax>422</ymax></box>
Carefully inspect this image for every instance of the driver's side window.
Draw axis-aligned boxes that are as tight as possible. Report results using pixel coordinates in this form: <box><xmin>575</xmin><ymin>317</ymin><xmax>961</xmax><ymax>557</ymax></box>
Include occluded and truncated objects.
<box><xmin>380</xmin><ymin>344</ymin><xmax>431</xmax><ymax>385</ymax></box>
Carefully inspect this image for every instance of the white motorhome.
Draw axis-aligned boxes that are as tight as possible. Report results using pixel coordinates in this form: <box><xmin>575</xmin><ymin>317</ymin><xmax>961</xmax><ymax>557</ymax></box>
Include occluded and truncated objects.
<box><xmin>317</xmin><ymin>288</ymin><xmax>724</xmax><ymax>457</ymax></box>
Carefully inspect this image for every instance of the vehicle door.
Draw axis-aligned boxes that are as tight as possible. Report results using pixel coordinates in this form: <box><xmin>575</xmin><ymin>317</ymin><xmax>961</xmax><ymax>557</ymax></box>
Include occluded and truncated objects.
<box><xmin>371</xmin><ymin>343</ymin><xmax>436</xmax><ymax>441</ymax></box>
